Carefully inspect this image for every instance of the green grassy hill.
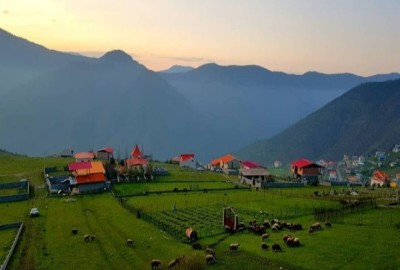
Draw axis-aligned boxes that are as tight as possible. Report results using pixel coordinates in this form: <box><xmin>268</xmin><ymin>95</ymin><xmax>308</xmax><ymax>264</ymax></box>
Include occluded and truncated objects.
<box><xmin>1</xmin><ymin>155</ymin><xmax>400</xmax><ymax>270</ymax></box>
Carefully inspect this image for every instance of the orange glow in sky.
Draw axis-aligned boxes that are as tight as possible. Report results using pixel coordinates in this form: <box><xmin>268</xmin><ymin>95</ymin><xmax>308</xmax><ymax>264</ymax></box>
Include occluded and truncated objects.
<box><xmin>1</xmin><ymin>0</ymin><xmax>399</xmax><ymax>75</ymax></box>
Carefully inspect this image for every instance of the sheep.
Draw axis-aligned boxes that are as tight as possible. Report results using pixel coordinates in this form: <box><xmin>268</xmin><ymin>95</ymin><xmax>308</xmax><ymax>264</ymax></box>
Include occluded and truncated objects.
<box><xmin>205</xmin><ymin>254</ymin><xmax>216</xmax><ymax>264</ymax></box>
<box><xmin>325</xmin><ymin>221</ymin><xmax>332</xmax><ymax>228</ymax></box>
<box><xmin>84</xmin><ymin>234</ymin><xmax>91</xmax><ymax>241</ymax></box>
<box><xmin>126</xmin><ymin>239</ymin><xmax>134</xmax><ymax>246</ymax></box>
<box><xmin>168</xmin><ymin>256</ymin><xmax>184</xmax><ymax>269</ymax></box>
<box><xmin>293</xmin><ymin>238</ymin><xmax>300</xmax><ymax>247</ymax></box>
<box><xmin>151</xmin><ymin>259</ymin><xmax>162</xmax><ymax>270</ymax></box>
<box><xmin>261</xmin><ymin>242</ymin><xmax>269</xmax><ymax>251</ymax></box>
<box><xmin>308</xmin><ymin>226</ymin><xmax>315</xmax><ymax>235</ymax></box>
<box><xmin>261</xmin><ymin>233</ymin><xmax>270</xmax><ymax>241</ymax></box>
<box><xmin>263</xmin><ymin>219</ymin><xmax>271</xmax><ymax>228</ymax></box>
<box><xmin>272</xmin><ymin>223</ymin><xmax>281</xmax><ymax>232</ymax></box>
<box><xmin>71</xmin><ymin>229</ymin><xmax>78</xmax><ymax>235</ymax></box>
<box><xmin>283</xmin><ymin>234</ymin><xmax>292</xmax><ymax>243</ymax></box>
<box><xmin>272</xmin><ymin>243</ymin><xmax>282</xmax><ymax>252</ymax></box>
<box><xmin>205</xmin><ymin>247</ymin><xmax>215</xmax><ymax>256</ymax></box>
<box><xmin>230</xmin><ymin>243</ymin><xmax>240</xmax><ymax>251</ymax></box>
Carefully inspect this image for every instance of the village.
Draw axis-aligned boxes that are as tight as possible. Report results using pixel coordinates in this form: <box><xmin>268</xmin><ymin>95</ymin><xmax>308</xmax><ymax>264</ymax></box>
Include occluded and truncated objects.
<box><xmin>44</xmin><ymin>143</ymin><xmax>400</xmax><ymax>195</ymax></box>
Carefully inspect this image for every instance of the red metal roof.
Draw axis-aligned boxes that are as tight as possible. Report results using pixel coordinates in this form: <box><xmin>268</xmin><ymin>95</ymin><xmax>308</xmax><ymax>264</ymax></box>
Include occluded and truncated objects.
<box><xmin>181</xmin><ymin>154</ymin><xmax>195</xmax><ymax>162</ymax></box>
<box><xmin>97</xmin><ymin>147</ymin><xmax>114</xmax><ymax>153</ymax></box>
<box><xmin>68</xmin><ymin>162</ymin><xmax>92</xmax><ymax>171</ymax></box>
<box><xmin>373</xmin><ymin>170</ymin><xmax>390</xmax><ymax>181</ymax></box>
<box><xmin>131</xmin><ymin>144</ymin><xmax>142</xmax><ymax>158</ymax></box>
<box><xmin>241</xmin><ymin>160</ymin><xmax>261</xmax><ymax>169</ymax></box>
<box><xmin>291</xmin><ymin>159</ymin><xmax>313</xmax><ymax>168</ymax></box>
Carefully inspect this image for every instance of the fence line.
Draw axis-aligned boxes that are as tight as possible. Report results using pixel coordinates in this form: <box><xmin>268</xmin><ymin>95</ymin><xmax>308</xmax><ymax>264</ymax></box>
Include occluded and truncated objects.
<box><xmin>0</xmin><ymin>222</ymin><xmax>24</xmax><ymax>270</ymax></box>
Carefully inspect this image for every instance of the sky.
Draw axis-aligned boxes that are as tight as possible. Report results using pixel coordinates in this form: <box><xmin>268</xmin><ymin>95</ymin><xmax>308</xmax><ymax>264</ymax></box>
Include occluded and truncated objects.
<box><xmin>0</xmin><ymin>0</ymin><xmax>399</xmax><ymax>75</ymax></box>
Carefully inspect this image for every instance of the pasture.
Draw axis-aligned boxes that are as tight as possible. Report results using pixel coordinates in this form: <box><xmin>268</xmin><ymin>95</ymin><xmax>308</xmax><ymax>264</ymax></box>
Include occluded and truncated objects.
<box><xmin>1</xmin><ymin>155</ymin><xmax>400</xmax><ymax>270</ymax></box>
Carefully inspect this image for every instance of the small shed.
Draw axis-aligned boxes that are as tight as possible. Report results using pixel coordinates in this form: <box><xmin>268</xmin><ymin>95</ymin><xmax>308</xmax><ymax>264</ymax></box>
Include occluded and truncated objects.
<box><xmin>96</xmin><ymin>147</ymin><xmax>114</xmax><ymax>160</ymax></box>
<box><xmin>186</xmin><ymin>227</ymin><xmax>198</xmax><ymax>241</ymax></box>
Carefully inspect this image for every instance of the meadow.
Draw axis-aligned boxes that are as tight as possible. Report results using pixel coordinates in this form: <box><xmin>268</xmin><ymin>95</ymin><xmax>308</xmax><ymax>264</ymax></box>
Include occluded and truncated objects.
<box><xmin>1</xmin><ymin>154</ymin><xmax>400</xmax><ymax>270</ymax></box>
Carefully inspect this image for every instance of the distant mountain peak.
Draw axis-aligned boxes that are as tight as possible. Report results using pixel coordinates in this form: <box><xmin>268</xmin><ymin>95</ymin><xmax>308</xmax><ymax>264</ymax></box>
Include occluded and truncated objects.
<box><xmin>160</xmin><ymin>65</ymin><xmax>194</xmax><ymax>74</ymax></box>
<box><xmin>100</xmin><ymin>50</ymin><xmax>134</xmax><ymax>63</ymax></box>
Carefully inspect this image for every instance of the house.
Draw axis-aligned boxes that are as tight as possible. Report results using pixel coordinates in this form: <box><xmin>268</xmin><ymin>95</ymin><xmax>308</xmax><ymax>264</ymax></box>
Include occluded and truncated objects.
<box><xmin>291</xmin><ymin>159</ymin><xmax>323</xmax><ymax>181</ymax></box>
<box><xmin>328</xmin><ymin>170</ymin><xmax>337</xmax><ymax>181</ymax></box>
<box><xmin>126</xmin><ymin>145</ymin><xmax>148</xmax><ymax>168</ymax></box>
<box><xmin>370</xmin><ymin>170</ymin><xmax>390</xmax><ymax>187</ymax></box>
<box><xmin>59</xmin><ymin>149</ymin><xmax>74</xmax><ymax>158</ymax></box>
<box><xmin>96</xmin><ymin>147</ymin><xmax>114</xmax><ymax>160</ymax></box>
<box><xmin>375</xmin><ymin>151</ymin><xmax>386</xmax><ymax>161</ymax></box>
<box><xmin>180</xmin><ymin>154</ymin><xmax>196</xmax><ymax>170</ymax></box>
<box><xmin>67</xmin><ymin>161</ymin><xmax>108</xmax><ymax>194</ymax></box>
<box><xmin>74</xmin><ymin>152</ymin><xmax>95</xmax><ymax>162</ymax></box>
<box><xmin>239</xmin><ymin>168</ymin><xmax>270</xmax><ymax>187</ymax></box>
<box><xmin>393</xmin><ymin>145</ymin><xmax>400</xmax><ymax>153</ymax></box>
<box><xmin>274</xmin><ymin>160</ymin><xmax>282</xmax><ymax>168</ymax></box>
<box><xmin>210</xmin><ymin>154</ymin><xmax>240</xmax><ymax>175</ymax></box>
<box><xmin>210</xmin><ymin>154</ymin><xmax>240</xmax><ymax>169</ymax></box>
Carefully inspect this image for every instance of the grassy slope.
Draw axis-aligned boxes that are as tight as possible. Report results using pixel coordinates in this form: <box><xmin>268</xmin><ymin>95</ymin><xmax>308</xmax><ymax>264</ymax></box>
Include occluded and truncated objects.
<box><xmin>1</xmin><ymin>156</ymin><xmax>400</xmax><ymax>269</ymax></box>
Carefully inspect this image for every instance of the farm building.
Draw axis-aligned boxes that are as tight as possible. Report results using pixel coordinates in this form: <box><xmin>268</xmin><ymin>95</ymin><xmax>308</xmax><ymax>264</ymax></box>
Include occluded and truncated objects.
<box><xmin>74</xmin><ymin>152</ymin><xmax>95</xmax><ymax>162</ymax></box>
<box><xmin>68</xmin><ymin>161</ymin><xmax>108</xmax><ymax>193</ymax></box>
<box><xmin>210</xmin><ymin>154</ymin><xmax>240</xmax><ymax>174</ymax></box>
<box><xmin>274</xmin><ymin>160</ymin><xmax>282</xmax><ymax>168</ymax></box>
<box><xmin>180</xmin><ymin>154</ymin><xmax>196</xmax><ymax>170</ymax></box>
<box><xmin>96</xmin><ymin>147</ymin><xmax>114</xmax><ymax>160</ymax></box>
<box><xmin>126</xmin><ymin>145</ymin><xmax>148</xmax><ymax>169</ymax></box>
<box><xmin>46</xmin><ymin>175</ymin><xmax>71</xmax><ymax>194</ymax></box>
<box><xmin>291</xmin><ymin>159</ymin><xmax>323</xmax><ymax>181</ymax></box>
<box><xmin>239</xmin><ymin>168</ymin><xmax>270</xmax><ymax>187</ymax></box>
<box><xmin>370</xmin><ymin>170</ymin><xmax>390</xmax><ymax>187</ymax></box>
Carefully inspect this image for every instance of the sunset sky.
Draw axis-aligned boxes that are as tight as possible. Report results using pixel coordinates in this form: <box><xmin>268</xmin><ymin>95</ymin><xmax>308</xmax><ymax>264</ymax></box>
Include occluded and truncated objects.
<box><xmin>1</xmin><ymin>0</ymin><xmax>399</xmax><ymax>75</ymax></box>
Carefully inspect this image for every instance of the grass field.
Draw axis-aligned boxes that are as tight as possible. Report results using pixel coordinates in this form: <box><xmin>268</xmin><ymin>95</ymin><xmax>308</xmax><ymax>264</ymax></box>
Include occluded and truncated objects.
<box><xmin>0</xmin><ymin>227</ymin><xmax>18</xmax><ymax>264</ymax></box>
<box><xmin>1</xmin><ymin>155</ymin><xmax>400</xmax><ymax>270</ymax></box>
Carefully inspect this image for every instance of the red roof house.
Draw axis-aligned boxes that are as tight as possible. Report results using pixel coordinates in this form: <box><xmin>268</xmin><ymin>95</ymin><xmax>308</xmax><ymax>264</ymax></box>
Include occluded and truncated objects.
<box><xmin>291</xmin><ymin>159</ymin><xmax>323</xmax><ymax>180</ymax></box>
<box><xmin>131</xmin><ymin>145</ymin><xmax>142</xmax><ymax>159</ymax></box>
<box><xmin>180</xmin><ymin>154</ymin><xmax>196</xmax><ymax>169</ymax></box>
<box><xmin>96</xmin><ymin>147</ymin><xmax>114</xmax><ymax>160</ymax></box>
<box><xmin>240</xmin><ymin>160</ymin><xmax>263</xmax><ymax>169</ymax></box>
<box><xmin>370</xmin><ymin>170</ymin><xmax>390</xmax><ymax>187</ymax></box>
<box><xmin>210</xmin><ymin>154</ymin><xmax>240</xmax><ymax>169</ymax></box>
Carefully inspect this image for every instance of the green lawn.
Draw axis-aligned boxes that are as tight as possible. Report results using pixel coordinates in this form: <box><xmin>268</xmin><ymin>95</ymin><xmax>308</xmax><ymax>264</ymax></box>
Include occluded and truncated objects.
<box><xmin>113</xmin><ymin>181</ymin><xmax>239</xmax><ymax>196</ymax></box>
<box><xmin>0</xmin><ymin>227</ymin><xmax>18</xmax><ymax>264</ymax></box>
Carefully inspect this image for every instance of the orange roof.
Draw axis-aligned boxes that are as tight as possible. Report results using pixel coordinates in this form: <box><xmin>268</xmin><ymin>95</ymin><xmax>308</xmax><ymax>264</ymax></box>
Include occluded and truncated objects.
<box><xmin>76</xmin><ymin>173</ymin><xmax>105</xmax><ymax>184</ymax></box>
<box><xmin>75</xmin><ymin>161</ymin><xmax>105</xmax><ymax>176</ymax></box>
<box><xmin>131</xmin><ymin>144</ymin><xmax>142</xmax><ymax>158</ymax></box>
<box><xmin>126</xmin><ymin>158</ymin><xmax>148</xmax><ymax>167</ymax></box>
<box><xmin>373</xmin><ymin>170</ymin><xmax>390</xmax><ymax>181</ymax></box>
<box><xmin>211</xmin><ymin>154</ymin><xmax>237</xmax><ymax>166</ymax></box>
<box><xmin>75</xmin><ymin>152</ymin><xmax>95</xmax><ymax>160</ymax></box>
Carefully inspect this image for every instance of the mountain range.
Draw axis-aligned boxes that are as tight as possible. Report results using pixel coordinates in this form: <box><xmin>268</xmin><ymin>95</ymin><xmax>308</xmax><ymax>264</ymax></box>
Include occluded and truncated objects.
<box><xmin>0</xmin><ymin>27</ymin><xmax>399</xmax><ymax>162</ymax></box>
<box><xmin>237</xmin><ymin>79</ymin><xmax>400</xmax><ymax>165</ymax></box>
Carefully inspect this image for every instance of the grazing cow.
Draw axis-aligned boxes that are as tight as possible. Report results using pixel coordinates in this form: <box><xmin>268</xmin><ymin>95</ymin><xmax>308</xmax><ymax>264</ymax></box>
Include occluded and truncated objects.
<box><xmin>230</xmin><ymin>243</ymin><xmax>240</xmax><ymax>251</ymax></box>
<box><xmin>261</xmin><ymin>242</ymin><xmax>269</xmax><ymax>251</ymax></box>
<box><xmin>309</xmin><ymin>227</ymin><xmax>315</xmax><ymax>235</ymax></box>
<box><xmin>126</xmin><ymin>239</ymin><xmax>134</xmax><ymax>246</ymax></box>
<box><xmin>205</xmin><ymin>254</ymin><xmax>216</xmax><ymax>264</ymax></box>
<box><xmin>312</xmin><ymin>222</ymin><xmax>323</xmax><ymax>230</ymax></box>
<box><xmin>151</xmin><ymin>259</ymin><xmax>162</xmax><ymax>270</ymax></box>
<box><xmin>261</xmin><ymin>233</ymin><xmax>270</xmax><ymax>241</ymax></box>
<box><xmin>272</xmin><ymin>243</ymin><xmax>282</xmax><ymax>252</ymax></box>
<box><xmin>325</xmin><ymin>222</ymin><xmax>332</xmax><ymax>228</ymax></box>
<box><xmin>71</xmin><ymin>229</ymin><xmax>78</xmax><ymax>235</ymax></box>
<box><xmin>286</xmin><ymin>237</ymin><xmax>294</xmax><ymax>247</ymax></box>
